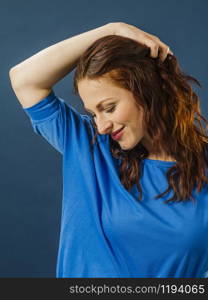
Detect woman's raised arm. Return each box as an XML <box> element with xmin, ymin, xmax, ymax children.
<box><xmin>9</xmin><ymin>22</ymin><xmax>172</xmax><ymax>108</ymax></box>
<box><xmin>9</xmin><ymin>23</ymin><xmax>115</xmax><ymax>108</ymax></box>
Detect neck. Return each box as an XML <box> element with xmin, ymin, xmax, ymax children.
<box><xmin>141</xmin><ymin>134</ymin><xmax>176</xmax><ymax>162</ymax></box>
<box><xmin>146</xmin><ymin>154</ymin><xmax>176</xmax><ymax>162</ymax></box>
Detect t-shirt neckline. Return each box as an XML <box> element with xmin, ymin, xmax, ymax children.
<box><xmin>142</xmin><ymin>158</ymin><xmax>176</xmax><ymax>167</ymax></box>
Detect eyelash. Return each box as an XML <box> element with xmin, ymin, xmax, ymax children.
<box><xmin>90</xmin><ymin>106</ymin><xmax>115</xmax><ymax>119</ymax></box>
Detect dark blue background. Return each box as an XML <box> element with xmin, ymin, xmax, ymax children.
<box><xmin>1</xmin><ymin>0</ymin><xmax>208</xmax><ymax>277</ymax></box>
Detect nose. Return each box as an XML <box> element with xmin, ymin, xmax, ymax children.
<box><xmin>96</xmin><ymin>118</ymin><xmax>113</xmax><ymax>135</ymax></box>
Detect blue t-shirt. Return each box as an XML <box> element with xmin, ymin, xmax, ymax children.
<box><xmin>23</xmin><ymin>90</ymin><xmax>208</xmax><ymax>278</ymax></box>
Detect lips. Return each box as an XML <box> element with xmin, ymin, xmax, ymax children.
<box><xmin>111</xmin><ymin>127</ymin><xmax>125</xmax><ymax>137</ymax></box>
<box><xmin>111</xmin><ymin>126</ymin><xmax>125</xmax><ymax>140</ymax></box>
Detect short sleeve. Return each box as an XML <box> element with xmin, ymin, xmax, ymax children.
<box><xmin>23</xmin><ymin>90</ymin><xmax>93</xmax><ymax>154</ymax></box>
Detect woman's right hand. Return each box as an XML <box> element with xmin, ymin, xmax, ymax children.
<box><xmin>112</xmin><ymin>22</ymin><xmax>173</xmax><ymax>62</ymax></box>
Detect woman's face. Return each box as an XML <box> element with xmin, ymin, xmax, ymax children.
<box><xmin>78</xmin><ymin>77</ymin><xmax>147</xmax><ymax>150</ymax></box>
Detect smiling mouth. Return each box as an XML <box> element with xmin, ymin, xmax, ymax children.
<box><xmin>111</xmin><ymin>126</ymin><xmax>125</xmax><ymax>140</ymax></box>
<box><xmin>112</xmin><ymin>126</ymin><xmax>124</xmax><ymax>136</ymax></box>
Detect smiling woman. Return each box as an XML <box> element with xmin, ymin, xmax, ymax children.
<box><xmin>73</xmin><ymin>34</ymin><xmax>208</xmax><ymax>204</ymax></box>
<box><xmin>78</xmin><ymin>76</ymin><xmax>146</xmax><ymax>149</ymax></box>
<box><xmin>10</xmin><ymin>21</ymin><xmax>208</xmax><ymax>278</ymax></box>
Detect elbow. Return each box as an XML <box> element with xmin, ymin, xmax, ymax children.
<box><xmin>9</xmin><ymin>66</ymin><xmax>18</xmax><ymax>82</ymax></box>
<box><xmin>9</xmin><ymin>66</ymin><xmax>24</xmax><ymax>89</ymax></box>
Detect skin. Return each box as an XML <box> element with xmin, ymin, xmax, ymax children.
<box><xmin>78</xmin><ymin>77</ymin><xmax>176</xmax><ymax>161</ymax></box>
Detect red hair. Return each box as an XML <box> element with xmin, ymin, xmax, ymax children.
<box><xmin>73</xmin><ymin>35</ymin><xmax>208</xmax><ymax>203</ymax></box>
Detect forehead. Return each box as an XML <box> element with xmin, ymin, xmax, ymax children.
<box><xmin>78</xmin><ymin>78</ymin><xmax>119</xmax><ymax>109</ymax></box>
<box><xmin>77</xmin><ymin>77</ymin><xmax>142</xmax><ymax>113</ymax></box>
<box><xmin>78</xmin><ymin>77</ymin><xmax>129</xmax><ymax>104</ymax></box>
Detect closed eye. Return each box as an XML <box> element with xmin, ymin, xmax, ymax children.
<box><xmin>105</xmin><ymin>106</ymin><xmax>115</xmax><ymax>113</ymax></box>
<box><xmin>88</xmin><ymin>106</ymin><xmax>115</xmax><ymax>119</ymax></box>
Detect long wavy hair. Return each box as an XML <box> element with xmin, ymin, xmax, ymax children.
<box><xmin>73</xmin><ymin>34</ymin><xmax>208</xmax><ymax>203</ymax></box>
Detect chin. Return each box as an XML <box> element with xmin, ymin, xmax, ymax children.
<box><xmin>120</xmin><ymin>143</ymin><xmax>134</xmax><ymax>151</ymax></box>
<box><xmin>120</xmin><ymin>139</ymin><xmax>140</xmax><ymax>151</ymax></box>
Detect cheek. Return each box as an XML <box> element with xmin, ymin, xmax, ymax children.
<box><xmin>132</xmin><ymin>109</ymin><xmax>145</xmax><ymax>130</ymax></box>
<box><xmin>116</xmin><ymin>106</ymin><xmax>135</xmax><ymax>122</ymax></box>
<box><xmin>113</xmin><ymin>110</ymin><xmax>129</xmax><ymax>122</ymax></box>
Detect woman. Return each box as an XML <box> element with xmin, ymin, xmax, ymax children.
<box><xmin>9</xmin><ymin>22</ymin><xmax>208</xmax><ymax>278</ymax></box>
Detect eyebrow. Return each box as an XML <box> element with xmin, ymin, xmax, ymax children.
<box><xmin>83</xmin><ymin>97</ymin><xmax>117</xmax><ymax>113</ymax></box>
